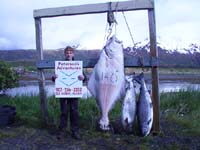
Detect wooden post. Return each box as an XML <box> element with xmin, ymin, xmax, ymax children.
<box><xmin>35</xmin><ymin>18</ymin><xmax>49</xmax><ymax>125</ymax></box>
<box><xmin>148</xmin><ymin>6</ymin><xmax>160</xmax><ymax>133</ymax></box>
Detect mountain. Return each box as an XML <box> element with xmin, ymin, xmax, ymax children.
<box><xmin>0</xmin><ymin>49</ymin><xmax>63</xmax><ymax>61</ymax></box>
<box><xmin>124</xmin><ymin>41</ymin><xmax>200</xmax><ymax>68</ymax></box>
<box><xmin>124</xmin><ymin>39</ymin><xmax>200</xmax><ymax>54</ymax></box>
<box><xmin>0</xmin><ymin>42</ymin><xmax>200</xmax><ymax>68</ymax></box>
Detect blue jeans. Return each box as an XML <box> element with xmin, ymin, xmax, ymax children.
<box><xmin>59</xmin><ymin>98</ymin><xmax>79</xmax><ymax>133</ymax></box>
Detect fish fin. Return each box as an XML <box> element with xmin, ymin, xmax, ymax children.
<box><xmin>125</xmin><ymin>118</ymin><xmax>131</xmax><ymax>132</ymax></box>
<box><xmin>125</xmin><ymin>79</ymin><xmax>130</xmax><ymax>90</ymax></box>
<box><xmin>150</xmin><ymin>102</ymin><xmax>153</xmax><ymax>108</ymax></box>
<box><xmin>125</xmin><ymin>118</ymin><xmax>128</xmax><ymax>124</ymax></box>
<box><xmin>133</xmin><ymin>77</ymin><xmax>141</xmax><ymax>84</ymax></box>
<box><xmin>133</xmin><ymin>73</ymin><xmax>143</xmax><ymax>84</ymax></box>
<box><xmin>147</xmin><ymin>118</ymin><xmax>152</xmax><ymax>125</ymax></box>
<box><xmin>140</xmin><ymin>72</ymin><xmax>144</xmax><ymax>77</ymax></box>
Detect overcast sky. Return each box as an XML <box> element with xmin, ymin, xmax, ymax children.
<box><xmin>0</xmin><ymin>0</ymin><xmax>199</xmax><ymax>50</ymax></box>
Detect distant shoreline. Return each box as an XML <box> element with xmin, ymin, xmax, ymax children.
<box><xmin>18</xmin><ymin>71</ymin><xmax>200</xmax><ymax>86</ymax></box>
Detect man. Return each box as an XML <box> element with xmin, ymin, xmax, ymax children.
<box><xmin>52</xmin><ymin>46</ymin><xmax>85</xmax><ymax>140</ymax></box>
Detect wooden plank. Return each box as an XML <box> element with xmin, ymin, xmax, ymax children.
<box><xmin>148</xmin><ymin>8</ymin><xmax>160</xmax><ymax>134</ymax></box>
<box><xmin>35</xmin><ymin>18</ymin><xmax>49</xmax><ymax>125</ymax></box>
<box><xmin>35</xmin><ymin>18</ymin><xmax>43</xmax><ymax>60</ymax></box>
<box><xmin>36</xmin><ymin>56</ymin><xmax>200</xmax><ymax>69</ymax></box>
<box><xmin>35</xmin><ymin>56</ymin><xmax>158</xmax><ymax>69</ymax></box>
<box><xmin>38</xmin><ymin>71</ymin><xmax>48</xmax><ymax>124</ymax></box>
<box><xmin>34</xmin><ymin>0</ymin><xmax>153</xmax><ymax>18</ymax></box>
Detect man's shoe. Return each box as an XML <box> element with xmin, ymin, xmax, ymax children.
<box><xmin>71</xmin><ymin>132</ymin><xmax>81</xmax><ymax>140</ymax></box>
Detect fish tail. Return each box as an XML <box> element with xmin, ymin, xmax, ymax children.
<box><xmin>134</xmin><ymin>72</ymin><xmax>144</xmax><ymax>84</ymax></box>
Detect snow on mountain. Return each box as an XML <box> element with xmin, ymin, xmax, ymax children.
<box><xmin>157</xmin><ymin>39</ymin><xmax>200</xmax><ymax>54</ymax></box>
<box><xmin>124</xmin><ymin>39</ymin><xmax>200</xmax><ymax>55</ymax></box>
<box><xmin>185</xmin><ymin>43</ymin><xmax>200</xmax><ymax>53</ymax></box>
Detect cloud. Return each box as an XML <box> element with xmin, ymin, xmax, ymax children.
<box><xmin>0</xmin><ymin>37</ymin><xmax>13</xmax><ymax>49</ymax></box>
<box><xmin>0</xmin><ymin>0</ymin><xmax>130</xmax><ymax>50</ymax></box>
<box><xmin>155</xmin><ymin>0</ymin><xmax>200</xmax><ymax>49</ymax></box>
<box><xmin>0</xmin><ymin>0</ymin><xmax>39</xmax><ymax>49</ymax></box>
<box><xmin>0</xmin><ymin>0</ymin><xmax>200</xmax><ymax>50</ymax></box>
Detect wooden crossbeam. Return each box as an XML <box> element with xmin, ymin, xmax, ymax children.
<box><xmin>36</xmin><ymin>56</ymin><xmax>158</xmax><ymax>69</ymax></box>
<box><xmin>34</xmin><ymin>0</ymin><xmax>153</xmax><ymax>18</ymax></box>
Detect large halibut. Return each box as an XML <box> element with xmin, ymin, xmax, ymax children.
<box><xmin>88</xmin><ymin>35</ymin><xmax>125</xmax><ymax>130</ymax></box>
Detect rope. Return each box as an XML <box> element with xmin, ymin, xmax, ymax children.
<box><xmin>122</xmin><ymin>11</ymin><xmax>135</xmax><ymax>46</ymax></box>
<box><xmin>107</xmin><ymin>24</ymin><xmax>113</xmax><ymax>39</ymax></box>
<box><xmin>114</xmin><ymin>2</ymin><xmax>119</xmax><ymax>35</ymax></box>
<box><xmin>103</xmin><ymin>23</ymin><xmax>113</xmax><ymax>46</ymax></box>
<box><xmin>103</xmin><ymin>23</ymin><xmax>108</xmax><ymax>46</ymax></box>
<box><xmin>121</xmin><ymin>11</ymin><xmax>146</xmax><ymax>71</ymax></box>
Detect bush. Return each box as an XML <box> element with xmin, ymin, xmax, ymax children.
<box><xmin>0</xmin><ymin>60</ymin><xmax>19</xmax><ymax>92</ymax></box>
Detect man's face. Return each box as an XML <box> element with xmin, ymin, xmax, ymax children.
<box><xmin>65</xmin><ymin>50</ymin><xmax>74</xmax><ymax>60</ymax></box>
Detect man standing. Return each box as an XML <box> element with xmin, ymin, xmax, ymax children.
<box><xmin>52</xmin><ymin>46</ymin><xmax>85</xmax><ymax>140</ymax></box>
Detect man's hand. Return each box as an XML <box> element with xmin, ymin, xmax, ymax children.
<box><xmin>52</xmin><ymin>74</ymin><xmax>58</xmax><ymax>82</ymax></box>
<box><xmin>78</xmin><ymin>75</ymin><xmax>85</xmax><ymax>81</ymax></box>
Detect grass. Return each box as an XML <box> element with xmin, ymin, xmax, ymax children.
<box><xmin>0</xmin><ymin>96</ymin><xmax>43</xmax><ymax>127</ymax></box>
<box><xmin>0</xmin><ymin>91</ymin><xmax>200</xmax><ymax>149</ymax></box>
<box><xmin>160</xmin><ymin>90</ymin><xmax>200</xmax><ymax>135</ymax></box>
<box><xmin>0</xmin><ymin>95</ymin><xmax>122</xmax><ymax>129</ymax></box>
<box><xmin>0</xmin><ymin>90</ymin><xmax>200</xmax><ymax>135</ymax></box>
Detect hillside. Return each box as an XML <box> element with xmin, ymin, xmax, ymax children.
<box><xmin>0</xmin><ymin>44</ymin><xmax>200</xmax><ymax>68</ymax></box>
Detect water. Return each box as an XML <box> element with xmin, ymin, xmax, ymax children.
<box><xmin>158</xmin><ymin>81</ymin><xmax>200</xmax><ymax>93</ymax></box>
<box><xmin>3</xmin><ymin>85</ymin><xmax>92</xmax><ymax>99</ymax></box>
<box><xmin>2</xmin><ymin>81</ymin><xmax>200</xmax><ymax>98</ymax></box>
<box><xmin>134</xmin><ymin>81</ymin><xmax>200</xmax><ymax>95</ymax></box>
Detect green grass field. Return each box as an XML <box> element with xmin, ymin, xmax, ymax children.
<box><xmin>160</xmin><ymin>90</ymin><xmax>200</xmax><ymax>135</ymax></box>
<box><xmin>0</xmin><ymin>90</ymin><xmax>200</xmax><ymax>135</ymax></box>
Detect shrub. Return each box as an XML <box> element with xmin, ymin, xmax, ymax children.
<box><xmin>0</xmin><ymin>60</ymin><xmax>19</xmax><ymax>92</ymax></box>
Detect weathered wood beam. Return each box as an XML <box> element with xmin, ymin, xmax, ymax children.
<box><xmin>35</xmin><ymin>18</ymin><xmax>49</xmax><ymax>125</ymax></box>
<box><xmin>35</xmin><ymin>56</ymin><xmax>158</xmax><ymax>69</ymax></box>
<box><xmin>34</xmin><ymin>0</ymin><xmax>153</xmax><ymax>18</ymax></box>
<box><xmin>35</xmin><ymin>56</ymin><xmax>200</xmax><ymax>69</ymax></box>
<box><xmin>148</xmin><ymin>8</ymin><xmax>160</xmax><ymax>134</ymax></box>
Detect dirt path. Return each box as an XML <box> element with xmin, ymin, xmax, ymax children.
<box><xmin>0</xmin><ymin>118</ymin><xmax>200</xmax><ymax>150</ymax></box>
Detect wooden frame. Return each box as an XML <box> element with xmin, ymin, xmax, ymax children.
<box><xmin>34</xmin><ymin>0</ymin><xmax>160</xmax><ymax>133</ymax></box>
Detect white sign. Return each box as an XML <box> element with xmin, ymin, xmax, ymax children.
<box><xmin>55</xmin><ymin>61</ymin><xmax>83</xmax><ymax>98</ymax></box>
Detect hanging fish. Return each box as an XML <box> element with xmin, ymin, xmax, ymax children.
<box><xmin>135</xmin><ymin>73</ymin><xmax>153</xmax><ymax>136</ymax></box>
<box><xmin>121</xmin><ymin>75</ymin><xmax>137</xmax><ymax>133</ymax></box>
<box><xmin>88</xmin><ymin>35</ymin><xmax>125</xmax><ymax>130</ymax></box>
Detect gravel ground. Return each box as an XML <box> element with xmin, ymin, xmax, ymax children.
<box><xmin>0</xmin><ymin>117</ymin><xmax>200</xmax><ymax>150</ymax></box>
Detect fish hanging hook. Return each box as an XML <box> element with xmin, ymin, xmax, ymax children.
<box><xmin>103</xmin><ymin>2</ymin><xmax>118</xmax><ymax>45</ymax></box>
<box><xmin>107</xmin><ymin>24</ymin><xmax>113</xmax><ymax>40</ymax></box>
<box><xmin>106</xmin><ymin>2</ymin><xmax>117</xmax><ymax>39</ymax></box>
<box><xmin>107</xmin><ymin>2</ymin><xmax>116</xmax><ymax>27</ymax></box>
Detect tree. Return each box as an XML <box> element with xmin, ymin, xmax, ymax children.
<box><xmin>0</xmin><ymin>61</ymin><xmax>19</xmax><ymax>92</ymax></box>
